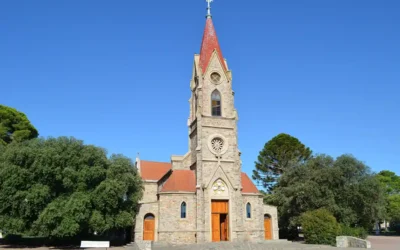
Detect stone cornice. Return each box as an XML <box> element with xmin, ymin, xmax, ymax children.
<box><xmin>242</xmin><ymin>192</ymin><xmax>263</xmax><ymax>197</ymax></box>
<box><xmin>202</xmin><ymin>158</ymin><xmax>235</xmax><ymax>163</ymax></box>
<box><xmin>159</xmin><ymin>192</ymin><xmax>196</xmax><ymax>195</ymax></box>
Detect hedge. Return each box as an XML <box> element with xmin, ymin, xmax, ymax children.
<box><xmin>340</xmin><ymin>224</ymin><xmax>368</xmax><ymax>239</ymax></box>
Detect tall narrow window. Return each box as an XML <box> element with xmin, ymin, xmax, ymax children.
<box><xmin>246</xmin><ymin>203</ymin><xmax>251</xmax><ymax>218</ymax></box>
<box><xmin>181</xmin><ymin>202</ymin><xmax>187</xmax><ymax>218</ymax></box>
<box><xmin>211</xmin><ymin>90</ymin><xmax>221</xmax><ymax>116</ymax></box>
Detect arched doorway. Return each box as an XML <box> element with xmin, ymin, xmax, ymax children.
<box><xmin>264</xmin><ymin>214</ymin><xmax>272</xmax><ymax>240</ymax></box>
<box><xmin>143</xmin><ymin>213</ymin><xmax>155</xmax><ymax>241</ymax></box>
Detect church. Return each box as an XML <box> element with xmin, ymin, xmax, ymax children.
<box><xmin>133</xmin><ymin>1</ymin><xmax>279</xmax><ymax>245</ymax></box>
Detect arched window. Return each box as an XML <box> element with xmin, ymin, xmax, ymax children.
<box><xmin>211</xmin><ymin>90</ymin><xmax>221</xmax><ymax>116</ymax></box>
<box><xmin>181</xmin><ymin>202</ymin><xmax>187</xmax><ymax>218</ymax></box>
<box><xmin>246</xmin><ymin>203</ymin><xmax>251</xmax><ymax>218</ymax></box>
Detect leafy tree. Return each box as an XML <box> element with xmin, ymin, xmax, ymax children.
<box><xmin>0</xmin><ymin>137</ymin><xmax>143</xmax><ymax>238</ymax></box>
<box><xmin>388</xmin><ymin>195</ymin><xmax>400</xmax><ymax>222</ymax></box>
<box><xmin>377</xmin><ymin>170</ymin><xmax>400</xmax><ymax>195</ymax></box>
<box><xmin>272</xmin><ymin>154</ymin><xmax>385</xmax><ymax>236</ymax></box>
<box><xmin>377</xmin><ymin>171</ymin><xmax>400</xmax><ymax>223</ymax></box>
<box><xmin>252</xmin><ymin>133</ymin><xmax>312</xmax><ymax>192</ymax></box>
<box><xmin>0</xmin><ymin>105</ymin><xmax>38</xmax><ymax>146</ymax></box>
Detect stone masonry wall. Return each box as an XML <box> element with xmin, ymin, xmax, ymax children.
<box><xmin>263</xmin><ymin>204</ymin><xmax>279</xmax><ymax>240</ymax></box>
<box><xmin>336</xmin><ymin>236</ymin><xmax>371</xmax><ymax>248</ymax></box>
<box><xmin>140</xmin><ymin>183</ymin><xmax>158</xmax><ymax>203</ymax></box>
<box><xmin>158</xmin><ymin>193</ymin><xmax>197</xmax><ymax>244</ymax></box>
<box><xmin>242</xmin><ymin>195</ymin><xmax>264</xmax><ymax>241</ymax></box>
<box><xmin>134</xmin><ymin>202</ymin><xmax>159</xmax><ymax>243</ymax></box>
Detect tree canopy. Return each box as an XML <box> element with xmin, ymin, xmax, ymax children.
<box><xmin>377</xmin><ymin>171</ymin><xmax>400</xmax><ymax>222</ymax></box>
<box><xmin>0</xmin><ymin>137</ymin><xmax>143</xmax><ymax>238</ymax></box>
<box><xmin>0</xmin><ymin>105</ymin><xmax>39</xmax><ymax>146</ymax></box>
<box><xmin>252</xmin><ymin>133</ymin><xmax>312</xmax><ymax>191</ymax></box>
<box><xmin>271</xmin><ymin>154</ymin><xmax>385</xmax><ymax>234</ymax></box>
<box><xmin>377</xmin><ymin>170</ymin><xmax>400</xmax><ymax>195</ymax></box>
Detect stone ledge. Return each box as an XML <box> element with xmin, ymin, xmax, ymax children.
<box><xmin>336</xmin><ymin>236</ymin><xmax>371</xmax><ymax>248</ymax></box>
<box><xmin>132</xmin><ymin>241</ymin><xmax>152</xmax><ymax>250</ymax></box>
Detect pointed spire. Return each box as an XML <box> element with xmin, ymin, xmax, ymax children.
<box><xmin>199</xmin><ymin>1</ymin><xmax>227</xmax><ymax>73</ymax></box>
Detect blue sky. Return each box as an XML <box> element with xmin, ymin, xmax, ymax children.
<box><xmin>1</xmin><ymin>1</ymin><xmax>399</xmax><ymax>177</ymax></box>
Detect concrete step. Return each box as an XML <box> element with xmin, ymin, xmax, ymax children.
<box><xmin>152</xmin><ymin>241</ymin><xmax>340</xmax><ymax>250</ymax></box>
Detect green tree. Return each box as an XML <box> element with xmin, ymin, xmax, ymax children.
<box><xmin>272</xmin><ymin>154</ymin><xmax>385</xmax><ymax>236</ymax></box>
<box><xmin>252</xmin><ymin>133</ymin><xmax>312</xmax><ymax>192</ymax></box>
<box><xmin>0</xmin><ymin>105</ymin><xmax>38</xmax><ymax>146</ymax></box>
<box><xmin>0</xmin><ymin>137</ymin><xmax>143</xmax><ymax>238</ymax></box>
<box><xmin>377</xmin><ymin>170</ymin><xmax>400</xmax><ymax>195</ymax></box>
<box><xmin>377</xmin><ymin>171</ymin><xmax>400</xmax><ymax>223</ymax></box>
<box><xmin>388</xmin><ymin>195</ymin><xmax>400</xmax><ymax>222</ymax></box>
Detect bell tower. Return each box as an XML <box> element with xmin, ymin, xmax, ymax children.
<box><xmin>187</xmin><ymin>0</ymin><xmax>244</xmax><ymax>242</ymax></box>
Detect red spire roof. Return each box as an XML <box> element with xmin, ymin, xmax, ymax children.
<box><xmin>199</xmin><ymin>17</ymin><xmax>227</xmax><ymax>73</ymax></box>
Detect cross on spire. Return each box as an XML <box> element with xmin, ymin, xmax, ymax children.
<box><xmin>206</xmin><ymin>0</ymin><xmax>213</xmax><ymax>18</ymax></box>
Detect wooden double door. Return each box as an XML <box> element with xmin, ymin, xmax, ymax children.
<box><xmin>211</xmin><ymin>200</ymin><xmax>229</xmax><ymax>242</ymax></box>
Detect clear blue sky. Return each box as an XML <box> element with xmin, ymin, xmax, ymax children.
<box><xmin>1</xmin><ymin>1</ymin><xmax>399</xmax><ymax>176</ymax></box>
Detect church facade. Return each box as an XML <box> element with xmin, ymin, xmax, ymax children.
<box><xmin>133</xmin><ymin>6</ymin><xmax>279</xmax><ymax>245</ymax></box>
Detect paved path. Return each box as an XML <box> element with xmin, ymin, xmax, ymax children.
<box><xmin>1</xmin><ymin>236</ymin><xmax>399</xmax><ymax>249</ymax></box>
<box><xmin>153</xmin><ymin>241</ymin><xmax>364</xmax><ymax>250</ymax></box>
<box><xmin>368</xmin><ymin>236</ymin><xmax>400</xmax><ymax>250</ymax></box>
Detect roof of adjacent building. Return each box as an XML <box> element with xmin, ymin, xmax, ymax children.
<box><xmin>241</xmin><ymin>172</ymin><xmax>259</xmax><ymax>194</ymax></box>
<box><xmin>199</xmin><ymin>17</ymin><xmax>227</xmax><ymax>73</ymax></box>
<box><xmin>160</xmin><ymin>170</ymin><xmax>197</xmax><ymax>193</ymax></box>
<box><xmin>140</xmin><ymin>160</ymin><xmax>171</xmax><ymax>181</ymax></box>
<box><xmin>139</xmin><ymin>160</ymin><xmax>260</xmax><ymax>194</ymax></box>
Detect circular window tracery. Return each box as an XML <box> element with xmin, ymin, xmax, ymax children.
<box><xmin>210</xmin><ymin>72</ymin><xmax>221</xmax><ymax>84</ymax></box>
<box><xmin>212</xmin><ymin>179</ymin><xmax>226</xmax><ymax>194</ymax></box>
<box><xmin>211</xmin><ymin>137</ymin><xmax>224</xmax><ymax>154</ymax></box>
<box><xmin>207</xmin><ymin>134</ymin><xmax>229</xmax><ymax>156</ymax></box>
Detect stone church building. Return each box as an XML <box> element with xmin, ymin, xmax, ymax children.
<box><xmin>133</xmin><ymin>4</ymin><xmax>279</xmax><ymax>245</ymax></box>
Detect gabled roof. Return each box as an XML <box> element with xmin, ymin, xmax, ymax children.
<box><xmin>199</xmin><ymin>17</ymin><xmax>227</xmax><ymax>73</ymax></box>
<box><xmin>140</xmin><ymin>160</ymin><xmax>171</xmax><ymax>181</ymax></box>
<box><xmin>139</xmin><ymin>160</ymin><xmax>259</xmax><ymax>194</ymax></box>
<box><xmin>160</xmin><ymin>170</ymin><xmax>196</xmax><ymax>193</ymax></box>
<box><xmin>241</xmin><ymin>172</ymin><xmax>260</xmax><ymax>194</ymax></box>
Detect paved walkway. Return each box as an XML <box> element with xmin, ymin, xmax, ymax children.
<box><xmin>1</xmin><ymin>236</ymin><xmax>399</xmax><ymax>249</ymax></box>
<box><xmin>367</xmin><ymin>236</ymin><xmax>400</xmax><ymax>250</ymax></box>
<box><xmin>152</xmin><ymin>241</ymin><xmax>364</xmax><ymax>250</ymax></box>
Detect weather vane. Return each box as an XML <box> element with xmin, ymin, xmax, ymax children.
<box><xmin>206</xmin><ymin>0</ymin><xmax>213</xmax><ymax>18</ymax></box>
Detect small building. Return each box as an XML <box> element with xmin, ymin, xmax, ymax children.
<box><xmin>133</xmin><ymin>2</ymin><xmax>279</xmax><ymax>245</ymax></box>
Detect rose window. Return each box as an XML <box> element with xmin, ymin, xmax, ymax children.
<box><xmin>211</xmin><ymin>137</ymin><xmax>224</xmax><ymax>154</ymax></box>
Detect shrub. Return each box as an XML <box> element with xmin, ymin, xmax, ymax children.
<box><xmin>300</xmin><ymin>208</ymin><xmax>340</xmax><ymax>246</ymax></box>
<box><xmin>340</xmin><ymin>224</ymin><xmax>368</xmax><ymax>239</ymax></box>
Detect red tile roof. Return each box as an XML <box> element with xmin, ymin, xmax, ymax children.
<box><xmin>139</xmin><ymin>160</ymin><xmax>259</xmax><ymax>194</ymax></box>
<box><xmin>241</xmin><ymin>172</ymin><xmax>259</xmax><ymax>194</ymax></box>
<box><xmin>140</xmin><ymin>160</ymin><xmax>171</xmax><ymax>181</ymax></box>
<box><xmin>160</xmin><ymin>170</ymin><xmax>196</xmax><ymax>193</ymax></box>
<box><xmin>199</xmin><ymin>17</ymin><xmax>227</xmax><ymax>73</ymax></box>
